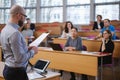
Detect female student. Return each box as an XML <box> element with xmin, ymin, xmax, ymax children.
<box><xmin>93</xmin><ymin>15</ymin><xmax>104</xmax><ymax>30</ymax></box>
<box><xmin>61</xmin><ymin>21</ymin><xmax>73</xmax><ymax>38</ymax></box>
<box><xmin>22</xmin><ymin>23</ymin><xmax>34</xmax><ymax>44</ymax></box>
<box><xmin>99</xmin><ymin>30</ymin><xmax>114</xmax><ymax>65</ymax></box>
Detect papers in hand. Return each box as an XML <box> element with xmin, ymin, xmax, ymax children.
<box><xmin>29</xmin><ymin>33</ymin><xmax>49</xmax><ymax>47</ymax></box>
<box><xmin>27</xmin><ymin>71</ymin><xmax>44</xmax><ymax>80</ymax></box>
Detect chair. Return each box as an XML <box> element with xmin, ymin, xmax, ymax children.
<box><xmin>101</xmin><ymin>56</ymin><xmax>116</xmax><ymax>80</ymax></box>
<box><xmin>82</xmin><ymin>45</ymin><xmax>87</xmax><ymax>51</ymax></box>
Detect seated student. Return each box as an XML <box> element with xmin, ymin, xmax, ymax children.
<box><xmin>95</xmin><ymin>19</ymin><xmax>116</xmax><ymax>40</ymax></box>
<box><xmin>93</xmin><ymin>15</ymin><xmax>104</xmax><ymax>30</ymax></box>
<box><xmin>26</xmin><ymin>18</ymin><xmax>35</xmax><ymax>31</ymax></box>
<box><xmin>98</xmin><ymin>30</ymin><xmax>114</xmax><ymax>65</ymax></box>
<box><xmin>64</xmin><ymin>27</ymin><xmax>88</xmax><ymax>80</ymax></box>
<box><xmin>22</xmin><ymin>23</ymin><xmax>34</xmax><ymax>44</ymax></box>
<box><xmin>65</xmin><ymin>27</ymin><xmax>82</xmax><ymax>51</ymax></box>
<box><xmin>60</xmin><ymin>21</ymin><xmax>73</xmax><ymax>38</ymax></box>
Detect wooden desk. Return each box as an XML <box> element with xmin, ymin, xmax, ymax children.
<box><xmin>78</xmin><ymin>31</ymin><xmax>120</xmax><ymax>38</ymax></box>
<box><xmin>30</xmin><ymin>49</ymin><xmax>110</xmax><ymax>80</ymax></box>
<box><xmin>53</xmin><ymin>38</ymin><xmax>120</xmax><ymax>58</ymax></box>
<box><xmin>78</xmin><ymin>31</ymin><xmax>99</xmax><ymax>37</ymax></box>
<box><xmin>0</xmin><ymin>62</ymin><xmax>60</xmax><ymax>80</ymax></box>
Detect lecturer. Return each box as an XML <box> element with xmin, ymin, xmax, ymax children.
<box><xmin>0</xmin><ymin>5</ymin><xmax>38</xmax><ymax>80</ymax></box>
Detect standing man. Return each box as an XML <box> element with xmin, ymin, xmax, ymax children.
<box><xmin>0</xmin><ymin>5</ymin><xmax>38</xmax><ymax>80</ymax></box>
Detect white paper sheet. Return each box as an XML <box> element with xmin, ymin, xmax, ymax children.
<box><xmin>29</xmin><ymin>33</ymin><xmax>49</xmax><ymax>47</ymax></box>
<box><xmin>27</xmin><ymin>71</ymin><xmax>44</xmax><ymax>80</ymax></box>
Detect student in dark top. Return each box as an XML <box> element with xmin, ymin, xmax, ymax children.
<box><xmin>99</xmin><ymin>30</ymin><xmax>114</xmax><ymax>65</ymax></box>
<box><xmin>93</xmin><ymin>15</ymin><xmax>104</xmax><ymax>30</ymax></box>
<box><xmin>26</xmin><ymin>18</ymin><xmax>35</xmax><ymax>31</ymax></box>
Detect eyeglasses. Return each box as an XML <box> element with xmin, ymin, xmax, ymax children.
<box><xmin>21</xmin><ymin>13</ymin><xmax>27</xmax><ymax>17</ymax></box>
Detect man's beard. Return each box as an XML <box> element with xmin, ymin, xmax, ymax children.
<box><xmin>18</xmin><ymin>20</ymin><xmax>24</xmax><ymax>27</ymax></box>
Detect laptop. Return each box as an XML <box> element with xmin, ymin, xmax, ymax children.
<box><xmin>33</xmin><ymin>59</ymin><xmax>50</xmax><ymax>74</ymax></box>
<box><xmin>49</xmin><ymin>43</ymin><xmax>63</xmax><ymax>51</ymax></box>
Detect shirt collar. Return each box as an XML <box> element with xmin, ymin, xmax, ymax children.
<box><xmin>8</xmin><ymin>22</ymin><xmax>19</xmax><ymax>30</ymax></box>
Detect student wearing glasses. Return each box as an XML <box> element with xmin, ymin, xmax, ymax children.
<box><xmin>0</xmin><ymin>5</ymin><xmax>38</xmax><ymax>80</ymax></box>
<box><xmin>99</xmin><ymin>30</ymin><xmax>114</xmax><ymax>65</ymax></box>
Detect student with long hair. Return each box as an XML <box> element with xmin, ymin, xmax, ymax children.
<box><xmin>61</xmin><ymin>21</ymin><xmax>73</xmax><ymax>38</ymax></box>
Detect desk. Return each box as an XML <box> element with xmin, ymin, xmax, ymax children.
<box><xmin>53</xmin><ymin>38</ymin><xmax>120</xmax><ymax>58</ymax></box>
<box><xmin>78</xmin><ymin>31</ymin><xmax>120</xmax><ymax>38</ymax></box>
<box><xmin>0</xmin><ymin>62</ymin><xmax>60</xmax><ymax>80</ymax></box>
<box><xmin>30</xmin><ymin>49</ymin><xmax>111</xmax><ymax>80</ymax></box>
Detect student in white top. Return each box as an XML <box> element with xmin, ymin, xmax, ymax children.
<box><xmin>22</xmin><ymin>23</ymin><xmax>34</xmax><ymax>44</ymax></box>
<box><xmin>61</xmin><ymin>21</ymin><xmax>73</xmax><ymax>38</ymax></box>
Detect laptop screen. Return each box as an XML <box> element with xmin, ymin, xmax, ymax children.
<box><xmin>49</xmin><ymin>43</ymin><xmax>63</xmax><ymax>51</ymax></box>
<box><xmin>34</xmin><ymin>59</ymin><xmax>50</xmax><ymax>72</ymax></box>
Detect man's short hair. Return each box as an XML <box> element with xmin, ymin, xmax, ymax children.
<box><xmin>10</xmin><ymin>5</ymin><xmax>25</xmax><ymax>15</ymax></box>
<box><xmin>104</xmin><ymin>19</ymin><xmax>110</xmax><ymax>23</ymax></box>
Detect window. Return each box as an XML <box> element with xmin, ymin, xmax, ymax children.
<box><xmin>0</xmin><ymin>0</ymin><xmax>11</xmax><ymax>7</ymax></box>
<box><xmin>40</xmin><ymin>0</ymin><xmax>63</xmax><ymax>23</ymax></box>
<box><xmin>40</xmin><ymin>7</ymin><xmax>63</xmax><ymax>22</ymax></box>
<box><xmin>40</xmin><ymin>0</ymin><xmax>62</xmax><ymax>6</ymax></box>
<box><xmin>0</xmin><ymin>0</ymin><xmax>10</xmax><ymax>23</ymax></box>
<box><xmin>67</xmin><ymin>6</ymin><xmax>90</xmax><ymax>24</ymax></box>
<box><xmin>15</xmin><ymin>0</ymin><xmax>36</xmax><ymax>7</ymax></box>
<box><xmin>95</xmin><ymin>5</ymin><xmax>119</xmax><ymax>20</ymax></box>
<box><xmin>66</xmin><ymin>0</ymin><xmax>90</xmax><ymax>24</ymax></box>
<box><xmin>0</xmin><ymin>9</ymin><xmax>9</xmax><ymax>24</ymax></box>
<box><xmin>95</xmin><ymin>0</ymin><xmax>120</xmax><ymax>3</ymax></box>
<box><xmin>67</xmin><ymin>0</ymin><xmax>90</xmax><ymax>5</ymax></box>
<box><xmin>26</xmin><ymin>9</ymin><xmax>36</xmax><ymax>23</ymax></box>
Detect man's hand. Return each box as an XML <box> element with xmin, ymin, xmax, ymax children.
<box><xmin>28</xmin><ymin>46</ymin><xmax>38</xmax><ymax>54</ymax></box>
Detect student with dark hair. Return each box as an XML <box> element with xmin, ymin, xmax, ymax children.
<box><xmin>61</xmin><ymin>21</ymin><xmax>74</xmax><ymax>38</ymax></box>
<box><xmin>98</xmin><ymin>30</ymin><xmax>114</xmax><ymax>65</ymax></box>
<box><xmin>93</xmin><ymin>15</ymin><xmax>104</xmax><ymax>30</ymax></box>
<box><xmin>95</xmin><ymin>19</ymin><xmax>116</xmax><ymax>40</ymax></box>
<box><xmin>26</xmin><ymin>18</ymin><xmax>35</xmax><ymax>31</ymax></box>
<box><xmin>65</xmin><ymin>27</ymin><xmax>82</xmax><ymax>51</ymax></box>
<box><xmin>22</xmin><ymin>23</ymin><xmax>34</xmax><ymax>44</ymax></box>
<box><xmin>64</xmin><ymin>27</ymin><xmax>88</xmax><ymax>80</ymax></box>
<box><xmin>22</xmin><ymin>23</ymin><xmax>34</xmax><ymax>38</ymax></box>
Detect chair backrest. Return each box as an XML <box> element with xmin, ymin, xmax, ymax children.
<box><xmin>82</xmin><ymin>45</ymin><xmax>87</xmax><ymax>51</ymax></box>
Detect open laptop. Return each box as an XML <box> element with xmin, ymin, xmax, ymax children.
<box><xmin>33</xmin><ymin>59</ymin><xmax>50</xmax><ymax>74</ymax></box>
<box><xmin>49</xmin><ymin>43</ymin><xmax>63</xmax><ymax>51</ymax></box>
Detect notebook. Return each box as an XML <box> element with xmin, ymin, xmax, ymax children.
<box><xmin>49</xmin><ymin>43</ymin><xmax>63</xmax><ymax>51</ymax></box>
<box><xmin>33</xmin><ymin>59</ymin><xmax>50</xmax><ymax>74</ymax></box>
